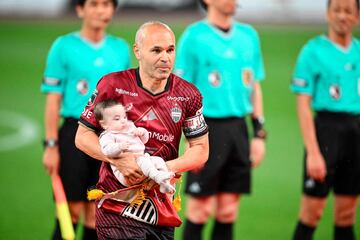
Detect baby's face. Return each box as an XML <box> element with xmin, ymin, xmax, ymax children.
<box><xmin>102</xmin><ymin>104</ymin><xmax>128</xmax><ymax>131</ymax></box>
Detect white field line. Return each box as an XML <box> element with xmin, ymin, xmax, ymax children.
<box><xmin>0</xmin><ymin>110</ymin><xmax>40</xmax><ymax>152</ymax></box>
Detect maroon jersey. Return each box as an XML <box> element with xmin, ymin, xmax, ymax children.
<box><xmin>79</xmin><ymin>69</ymin><xmax>208</xmax><ymax>232</ymax></box>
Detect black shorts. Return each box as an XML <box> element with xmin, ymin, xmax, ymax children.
<box><xmin>303</xmin><ymin>111</ymin><xmax>360</xmax><ymax>197</ymax></box>
<box><xmin>59</xmin><ymin>118</ymin><xmax>101</xmax><ymax>201</ymax></box>
<box><xmin>185</xmin><ymin>117</ymin><xmax>251</xmax><ymax>196</ymax></box>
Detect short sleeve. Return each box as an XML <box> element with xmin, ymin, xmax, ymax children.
<box><xmin>291</xmin><ymin>44</ymin><xmax>315</xmax><ymax>95</ymax></box>
<box><xmin>79</xmin><ymin>76</ymin><xmax>110</xmax><ymax>130</ymax></box>
<box><xmin>182</xmin><ymin>87</ymin><xmax>208</xmax><ymax>138</ymax></box>
<box><xmin>174</xmin><ymin>28</ymin><xmax>196</xmax><ymax>83</ymax></box>
<box><xmin>41</xmin><ymin>37</ymin><xmax>66</xmax><ymax>94</ymax></box>
<box><xmin>252</xmin><ymin>30</ymin><xmax>265</xmax><ymax>81</ymax></box>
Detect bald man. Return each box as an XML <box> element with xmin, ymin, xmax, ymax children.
<box><xmin>75</xmin><ymin>21</ymin><xmax>209</xmax><ymax>239</ymax></box>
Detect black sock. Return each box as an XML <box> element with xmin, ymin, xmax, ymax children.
<box><xmin>83</xmin><ymin>226</ymin><xmax>97</xmax><ymax>240</ymax></box>
<box><xmin>183</xmin><ymin>219</ymin><xmax>204</xmax><ymax>240</ymax></box>
<box><xmin>212</xmin><ymin>221</ymin><xmax>233</xmax><ymax>240</ymax></box>
<box><xmin>52</xmin><ymin>219</ymin><xmax>77</xmax><ymax>240</ymax></box>
<box><xmin>334</xmin><ymin>225</ymin><xmax>355</xmax><ymax>240</ymax></box>
<box><xmin>293</xmin><ymin>221</ymin><xmax>315</xmax><ymax>240</ymax></box>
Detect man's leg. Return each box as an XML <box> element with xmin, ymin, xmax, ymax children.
<box><xmin>293</xmin><ymin>195</ymin><xmax>327</xmax><ymax>240</ymax></box>
<box><xmin>212</xmin><ymin>193</ymin><xmax>240</xmax><ymax>240</ymax></box>
<box><xmin>333</xmin><ymin>195</ymin><xmax>358</xmax><ymax>240</ymax></box>
<box><xmin>183</xmin><ymin>196</ymin><xmax>215</xmax><ymax>240</ymax></box>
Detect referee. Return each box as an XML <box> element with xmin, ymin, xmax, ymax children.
<box><xmin>291</xmin><ymin>0</ymin><xmax>360</xmax><ymax>239</ymax></box>
<box><xmin>175</xmin><ymin>0</ymin><xmax>267</xmax><ymax>239</ymax></box>
<box><xmin>41</xmin><ymin>0</ymin><xmax>130</xmax><ymax>239</ymax></box>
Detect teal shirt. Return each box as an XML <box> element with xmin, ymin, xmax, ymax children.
<box><xmin>175</xmin><ymin>20</ymin><xmax>265</xmax><ymax>118</ymax></box>
<box><xmin>41</xmin><ymin>32</ymin><xmax>131</xmax><ymax>118</ymax></box>
<box><xmin>291</xmin><ymin>35</ymin><xmax>360</xmax><ymax>114</ymax></box>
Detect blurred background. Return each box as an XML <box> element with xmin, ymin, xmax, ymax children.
<box><xmin>0</xmin><ymin>0</ymin><xmax>359</xmax><ymax>239</ymax></box>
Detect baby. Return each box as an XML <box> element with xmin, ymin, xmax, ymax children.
<box><xmin>94</xmin><ymin>99</ymin><xmax>175</xmax><ymax>194</ymax></box>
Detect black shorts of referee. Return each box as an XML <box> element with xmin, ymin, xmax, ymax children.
<box><xmin>185</xmin><ymin>117</ymin><xmax>251</xmax><ymax>196</ymax></box>
<box><xmin>58</xmin><ymin>117</ymin><xmax>101</xmax><ymax>201</ymax></box>
<box><xmin>302</xmin><ymin>111</ymin><xmax>360</xmax><ymax>197</ymax></box>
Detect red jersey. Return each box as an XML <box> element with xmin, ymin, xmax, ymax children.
<box><xmin>79</xmin><ymin>69</ymin><xmax>208</xmax><ymax>230</ymax></box>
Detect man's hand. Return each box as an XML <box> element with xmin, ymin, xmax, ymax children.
<box><xmin>43</xmin><ymin>147</ymin><xmax>60</xmax><ymax>176</ymax></box>
<box><xmin>108</xmin><ymin>152</ymin><xmax>145</xmax><ymax>185</ymax></box>
<box><xmin>250</xmin><ymin>138</ymin><xmax>265</xmax><ymax>168</ymax></box>
<box><xmin>306</xmin><ymin>152</ymin><xmax>326</xmax><ymax>182</ymax></box>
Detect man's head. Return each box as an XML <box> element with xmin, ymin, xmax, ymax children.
<box><xmin>198</xmin><ymin>0</ymin><xmax>237</xmax><ymax>16</ymax></box>
<box><xmin>76</xmin><ymin>0</ymin><xmax>116</xmax><ymax>30</ymax></box>
<box><xmin>94</xmin><ymin>99</ymin><xmax>128</xmax><ymax>131</ymax></box>
<box><xmin>133</xmin><ymin>21</ymin><xmax>176</xmax><ymax>82</ymax></box>
<box><xmin>327</xmin><ymin>0</ymin><xmax>360</xmax><ymax>36</ymax></box>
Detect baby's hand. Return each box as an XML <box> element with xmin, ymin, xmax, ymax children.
<box><xmin>133</xmin><ymin>128</ymin><xmax>146</xmax><ymax>137</ymax></box>
<box><xmin>119</xmin><ymin>141</ymin><xmax>130</xmax><ymax>151</ymax></box>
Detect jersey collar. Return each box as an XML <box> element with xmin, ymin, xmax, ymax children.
<box><xmin>135</xmin><ymin>68</ymin><xmax>171</xmax><ymax>96</ymax></box>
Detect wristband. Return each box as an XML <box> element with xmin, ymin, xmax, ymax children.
<box><xmin>251</xmin><ymin>117</ymin><xmax>267</xmax><ymax>140</ymax></box>
<box><xmin>43</xmin><ymin>139</ymin><xmax>58</xmax><ymax>148</ymax></box>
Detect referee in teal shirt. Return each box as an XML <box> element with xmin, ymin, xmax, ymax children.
<box><xmin>40</xmin><ymin>0</ymin><xmax>130</xmax><ymax>239</ymax></box>
<box><xmin>175</xmin><ymin>1</ymin><xmax>267</xmax><ymax>239</ymax></box>
<box><xmin>291</xmin><ymin>0</ymin><xmax>360</xmax><ymax>239</ymax></box>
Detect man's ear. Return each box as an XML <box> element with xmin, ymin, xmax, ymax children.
<box><xmin>76</xmin><ymin>5</ymin><xmax>84</xmax><ymax>18</ymax></box>
<box><xmin>133</xmin><ymin>44</ymin><xmax>141</xmax><ymax>60</ymax></box>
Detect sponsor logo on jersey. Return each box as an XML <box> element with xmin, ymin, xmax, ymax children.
<box><xmin>76</xmin><ymin>79</ymin><xmax>89</xmax><ymax>95</ymax></box>
<box><xmin>171</xmin><ymin>105</ymin><xmax>182</xmax><ymax>123</ymax></box>
<box><xmin>115</xmin><ymin>88</ymin><xmax>139</xmax><ymax>97</ymax></box>
<box><xmin>208</xmin><ymin>71</ymin><xmax>221</xmax><ymax>87</ymax></box>
<box><xmin>329</xmin><ymin>84</ymin><xmax>341</xmax><ymax>100</ymax></box>
<box><xmin>86</xmin><ymin>89</ymin><xmax>98</xmax><ymax>106</ymax></box>
<box><xmin>148</xmin><ymin>131</ymin><xmax>174</xmax><ymax>142</ymax></box>
<box><xmin>242</xmin><ymin>68</ymin><xmax>253</xmax><ymax>86</ymax></box>
<box><xmin>121</xmin><ymin>197</ymin><xmax>158</xmax><ymax>225</ymax></box>
<box><xmin>167</xmin><ymin>96</ymin><xmax>190</xmax><ymax>102</ymax></box>
<box><xmin>43</xmin><ymin>77</ymin><xmax>60</xmax><ymax>86</ymax></box>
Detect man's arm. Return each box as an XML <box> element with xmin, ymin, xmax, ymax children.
<box><xmin>250</xmin><ymin>81</ymin><xmax>266</xmax><ymax>168</ymax></box>
<box><xmin>296</xmin><ymin>94</ymin><xmax>326</xmax><ymax>181</ymax></box>
<box><xmin>42</xmin><ymin>93</ymin><xmax>61</xmax><ymax>176</ymax></box>
<box><xmin>75</xmin><ymin>124</ymin><xmax>144</xmax><ymax>184</ymax></box>
<box><xmin>166</xmin><ymin>133</ymin><xmax>209</xmax><ymax>173</ymax></box>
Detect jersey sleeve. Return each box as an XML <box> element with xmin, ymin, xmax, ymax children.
<box><xmin>290</xmin><ymin>43</ymin><xmax>315</xmax><ymax>95</ymax></box>
<box><xmin>182</xmin><ymin>86</ymin><xmax>208</xmax><ymax>138</ymax></box>
<box><xmin>41</xmin><ymin>37</ymin><xmax>66</xmax><ymax>94</ymax></box>
<box><xmin>174</xmin><ymin>28</ymin><xmax>196</xmax><ymax>83</ymax></box>
<box><xmin>79</xmin><ymin>76</ymin><xmax>111</xmax><ymax>131</ymax></box>
<box><xmin>252</xmin><ymin>29</ymin><xmax>265</xmax><ymax>82</ymax></box>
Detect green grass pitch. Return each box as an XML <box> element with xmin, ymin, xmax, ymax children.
<box><xmin>0</xmin><ymin>19</ymin><xmax>358</xmax><ymax>239</ymax></box>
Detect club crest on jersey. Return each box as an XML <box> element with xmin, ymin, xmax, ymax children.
<box><xmin>171</xmin><ymin>105</ymin><xmax>182</xmax><ymax>123</ymax></box>
<box><xmin>242</xmin><ymin>68</ymin><xmax>253</xmax><ymax>86</ymax></box>
<box><xmin>87</xmin><ymin>89</ymin><xmax>98</xmax><ymax>106</ymax></box>
<box><xmin>329</xmin><ymin>84</ymin><xmax>341</xmax><ymax>100</ymax></box>
<box><xmin>208</xmin><ymin>71</ymin><xmax>221</xmax><ymax>87</ymax></box>
<box><xmin>77</xmin><ymin>79</ymin><xmax>89</xmax><ymax>95</ymax></box>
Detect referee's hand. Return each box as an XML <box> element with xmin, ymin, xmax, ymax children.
<box><xmin>109</xmin><ymin>152</ymin><xmax>145</xmax><ymax>185</ymax></box>
<box><xmin>306</xmin><ymin>153</ymin><xmax>326</xmax><ymax>182</ymax></box>
<box><xmin>250</xmin><ymin>138</ymin><xmax>265</xmax><ymax>168</ymax></box>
